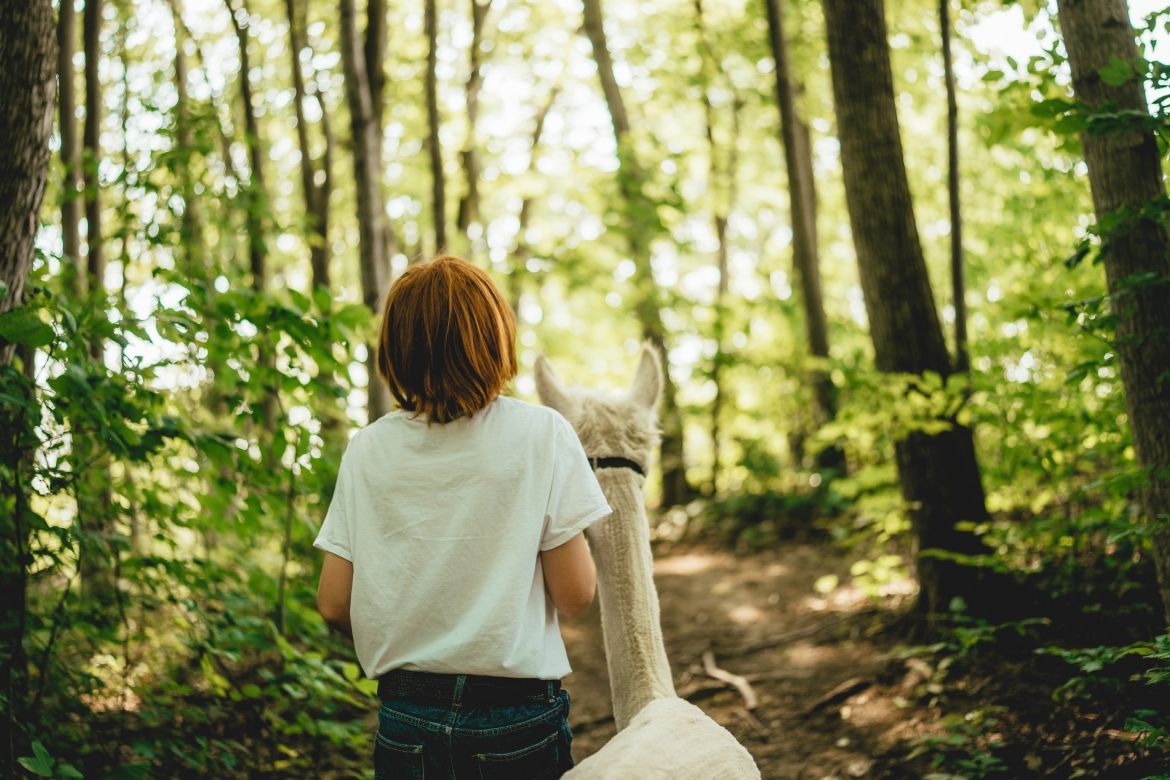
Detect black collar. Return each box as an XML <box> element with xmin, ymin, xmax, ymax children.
<box><xmin>589</xmin><ymin>456</ymin><xmax>646</xmax><ymax>477</ymax></box>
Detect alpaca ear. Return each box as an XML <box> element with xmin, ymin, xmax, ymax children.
<box><xmin>535</xmin><ymin>355</ymin><xmax>573</xmax><ymax>415</ymax></box>
<box><xmin>629</xmin><ymin>343</ymin><xmax>662</xmax><ymax>410</ymax></box>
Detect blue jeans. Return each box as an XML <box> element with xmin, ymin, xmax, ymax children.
<box><xmin>374</xmin><ymin>686</ymin><xmax>574</xmax><ymax>779</ymax></box>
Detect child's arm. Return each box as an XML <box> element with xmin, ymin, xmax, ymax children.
<box><xmin>317</xmin><ymin>552</ymin><xmax>354</xmax><ymax>638</ymax></box>
<box><xmin>540</xmin><ymin>533</ymin><xmax>597</xmax><ymax>619</ymax></box>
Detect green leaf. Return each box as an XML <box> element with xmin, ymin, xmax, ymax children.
<box><xmin>1099</xmin><ymin>56</ymin><xmax>1135</xmax><ymax>86</ymax></box>
<box><xmin>0</xmin><ymin>306</ymin><xmax>54</xmax><ymax>347</ymax></box>
<box><xmin>17</xmin><ymin>741</ymin><xmax>54</xmax><ymax>777</ymax></box>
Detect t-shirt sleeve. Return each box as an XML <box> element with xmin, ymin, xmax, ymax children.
<box><xmin>541</xmin><ymin>417</ymin><xmax>613</xmax><ymax>551</ymax></box>
<box><xmin>314</xmin><ymin>451</ymin><xmax>353</xmax><ymax>561</ymax></box>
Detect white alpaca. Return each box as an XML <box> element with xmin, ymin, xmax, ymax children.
<box><xmin>537</xmin><ymin>345</ymin><xmax>761</xmax><ymax>779</ymax></box>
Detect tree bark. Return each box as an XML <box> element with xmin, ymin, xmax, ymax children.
<box><xmin>822</xmin><ymin>0</ymin><xmax>991</xmax><ymax>621</ymax></box>
<box><xmin>508</xmin><ymin>84</ymin><xmax>559</xmax><ymax>319</ymax></box>
<box><xmin>764</xmin><ymin>0</ymin><xmax>843</xmax><ymax>472</ymax></box>
<box><xmin>694</xmin><ymin>0</ymin><xmax>738</xmax><ymax>495</ymax></box>
<box><xmin>365</xmin><ymin>0</ymin><xmax>386</xmax><ymax>128</ymax></box>
<box><xmin>425</xmin><ymin>0</ymin><xmax>447</xmax><ymax>252</ymax></box>
<box><xmin>581</xmin><ymin>0</ymin><xmax>692</xmax><ymax>506</ymax></box>
<box><xmin>1056</xmin><ymin>0</ymin><xmax>1170</xmax><ymax>627</ymax></box>
<box><xmin>0</xmin><ymin>1</ymin><xmax>56</xmax><ymax>769</ymax></box>
<box><xmin>340</xmin><ymin>0</ymin><xmax>392</xmax><ymax>420</ymax></box>
<box><xmin>456</xmin><ymin>0</ymin><xmax>490</xmax><ymax>257</ymax></box>
<box><xmin>169</xmin><ymin>0</ymin><xmax>207</xmax><ymax>277</ymax></box>
<box><xmin>226</xmin><ymin>0</ymin><xmax>267</xmax><ymax>292</ymax></box>
<box><xmin>285</xmin><ymin>0</ymin><xmax>333</xmax><ymax>289</ymax></box>
<box><xmin>59</xmin><ymin>0</ymin><xmax>84</xmax><ymax>296</ymax></box>
<box><xmin>83</xmin><ymin>0</ymin><xmax>104</xmax><ymax>297</ymax></box>
<box><xmin>940</xmin><ymin>0</ymin><xmax>968</xmax><ymax>374</ymax></box>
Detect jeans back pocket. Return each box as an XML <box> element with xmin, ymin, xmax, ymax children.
<box><xmin>474</xmin><ymin>729</ymin><xmax>560</xmax><ymax>780</ymax></box>
<box><xmin>375</xmin><ymin>732</ymin><xmax>426</xmax><ymax>780</ymax></box>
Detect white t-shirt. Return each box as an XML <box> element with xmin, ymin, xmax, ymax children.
<box><xmin>313</xmin><ymin>395</ymin><xmax>612</xmax><ymax>680</ymax></box>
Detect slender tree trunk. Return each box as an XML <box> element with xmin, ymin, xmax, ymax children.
<box><xmin>365</xmin><ymin>0</ymin><xmax>385</xmax><ymax>128</ymax></box>
<box><xmin>285</xmin><ymin>0</ymin><xmax>332</xmax><ymax>288</ymax></box>
<box><xmin>457</xmin><ymin>0</ymin><xmax>490</xmax><ymax>257</ymax></box>
<box><xmin>822</xmin><ymin>0</ymin><xmax>991</xmax><ymax>622</ymax></box>
<box><xmin>227</xmin><ymin>0</ymin><xmax>280</xmax><ymax>437</ymax></box>
<box><xmin>227</xmin><ymin>0</ymin><xmax>267</xmax><ymax>292</ymax></box>
<box><xmin>340</xmin><ymin>0</ymin><xmax>392</xmax><ymax>420</ymax></box>
<box><xmin>170</xmin><ymin>0</ymin><xmax>206</xmax><ymax>277</ymax></box>
<box><xmin>508</xmin><ymin>84</ymin><xmax>559</xmax><ymax>319</ymax></box>
<box><xmin>59</xmin><ymin>0</ymin><xmax>84</xmax><ymax>297</ymax></box>
<box><xmin>581</xmin><ymin>0</ymin><xmax>692</xmax><ymax>506</ymax></box>
<box><xmin>425</xmin><ymin>0</ymin><xmax>447</xmax><ymax>252</ymax></box>
<box><xmin>694</xmin><ymin>0</ymin><xmax>738</xmax><ymax>495</ymax></box>
<box><xmin>0</xmin><ymin>2</ymin><xmax>56</xmax><ymax>770</ymax></box>
<box><xmin>78</xmin><ymin>0</ymin><xmax>119</xmax><ymax>615</ymax></box>
<box><xmin>1056</xmin><ymin>0</ymin><xmax>1170</xmax><ymax>628</ymax></box>
<box><xmin>83</xmin><ymin>0</ymin><xmax>104</xmax><ymax>299</ymax></box>
<box><xmin>940</xmin><ymin>0</ymin><xmax>967</xmax><ymax>374</ymax></box>
<box><xmin>364</xmin><ymin>0</ymin><xmax>398</xmax><ymax>267</ymax></box>
<box><xmin>764</xmin><ymin>0</ymin><xmax>843</xmax><ymax>472</ymax></box>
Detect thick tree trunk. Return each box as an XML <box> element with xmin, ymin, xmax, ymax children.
<box><xmin>456</xmin><ymin>0</ymin><xmax>490</xmax><ymax>257</ymax></box>
<box><xmin>0</xmin><ymin>1</ymin><xmax>56</xmax><ymax>770</ymax></box>
<box><xmin>940</xmin><ymin>0</ymin><xmax>968</xmax><ymax>374</ymax></box>
<box><xmin>764</xmin><ymin>0</ymin><xmax>843</xmax><ymax>472</ymax></box>
<box><xmin>1056</xmin><ymin>0</ymin><xmax>1170</xmax><ymax>628</ymax></box>
<box><xmin>59</xmin><ymin>0</ymin><xmax>84</xmax><ymax>296</ymax></box>
<box><xmin>581</xmin><ymin>0</ymin><xmax>692</xmax><ymax>506</ymax></box>
<box><xmin>822</xmin><ymin>0</ymin><xmax>991</xmax><ymax>621</ymax></box>
<box><xmin>83</xmin><ymin>0</ymin><xmax>104</xmax><ymax>296</ymax></box>
<box><xmin>425</xmin><ymin>0</ymin><xmax>447</xmax><ymax>252</ymax></box>
<box><xmin>340</xmin><ymin>0</ymin><xmax>392</xmax><ymax>420</ymax></box>
<box><xmin>285</xmin><ymin>0</ymin><xmax>332</xmax><ymax>289</ymax></box>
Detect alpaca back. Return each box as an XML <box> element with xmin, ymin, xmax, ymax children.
<box><xmin>564</xmin><ymin>697</ymin><xmax>760</xmax><ymax>779</ymax></box>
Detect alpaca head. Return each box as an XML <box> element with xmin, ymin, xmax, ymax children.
<box><xmin>535</xmin><ymin>344</ymin><xmax>662</xmax><ymax>470</ymax></box>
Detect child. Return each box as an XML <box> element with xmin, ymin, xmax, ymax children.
<box><xmin>314</xmin><ymin>255</ymin><xmax>611</xmax><ymax>779</ymax></box>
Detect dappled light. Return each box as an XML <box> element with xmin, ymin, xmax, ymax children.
<box><xmin>1</xmin><ymin>0</ymin><xmax>1169</xmax><ymax>777</ymax></box>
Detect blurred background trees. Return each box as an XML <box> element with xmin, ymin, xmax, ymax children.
<box><xmin>0</xmin><ymin>0</ymin><xmax>1168</xmax><ymax>775</ymax></box>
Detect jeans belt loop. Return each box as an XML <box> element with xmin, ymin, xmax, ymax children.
<box><xmin>452</xmin><ymin>674</ymin><xmax>467</xmax><ymax>709</ymax></box>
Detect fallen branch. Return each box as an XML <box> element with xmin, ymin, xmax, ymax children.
<box><xmin>701</xmin><ymin>650</ymin><xmax>759</xmax><ymax>710</ymax></box>
<box><xmin>803</xmin><ymin>676</ymin><xmax>870</xmax><ymax>717</ymax></box>
<box><xmin>719</xmin><ymin>608</ymin><xmax>878</xmax><ymax>659</ymax></box>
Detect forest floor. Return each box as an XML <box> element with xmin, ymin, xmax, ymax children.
<box><xmin>560</xmin><ymin>540</ymin><xmax>1160</xmax><ymax>779</ymax></box>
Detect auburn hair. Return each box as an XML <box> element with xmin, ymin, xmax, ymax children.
<box><xmin>376</xmin><ymin>255</ymin><xmax>517</xmax><ymax>423</ymax></box>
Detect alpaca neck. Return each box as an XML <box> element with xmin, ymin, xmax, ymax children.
<box><xmin>588</xmin><ymin>469</ymin><xmax>675</xmax><ymax>730</ymax></box>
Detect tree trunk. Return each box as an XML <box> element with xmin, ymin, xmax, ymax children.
<box><xmin>694</xmin><ymin>0</ymin><xmax>738</xmax><ymax>495</ymax></box>
<box><xmin>340</xmin><ymin>0</ymin><xmax>392</xmax><ymax>420</ymax></box>
<box><xmin>822</xmin><ymin>0</ymin><xmax>991</xmax><ymax>622</ymax></box>
<box><xmin>1056</xmin><ymin>0</ymin><xmax>1170</xmax><ymax>628</ymax></box>
<box><xmin>764</xmin><ymin>0</ymin><xmax>843</xmax><ymax>473</ymax></box>
<box><xmin>78</xmin><ymin>0</ymin><xmax>119</xmax><ymax>615</ymax></box>
<box><xmin>581</xmin><ymin>0</ymin><xmax>692</xmax><ymax>506</ymax></box>
<box><xmin>940</xmin><ymin>0</ymin><xmax>968</xmax><ymax>375</ymax></box>
<box><xmin>0</xmin><ymin>1</ymin><xmax>56</xmax><ymax>769</ymax></box>
<box><xmin>425</xmin><ymin>0</ymin><xmax>447</xmax><ymax>252</ymax></box>
<box><xmin>83</xmin><ymin>0</ymin><xmax>104</xmax><ymax>298</ymax></box>
<box><xmin>169</xmin><ymin>0</ymin><xmax>207</xmax><ymax>277</ymax></box>
<box><xmin>227</xmin><ymin>0</ymin><xmax>267</xmax><ymax>292</ymax></box>
<box><xmin>365</xmin><ymin>0</ymin><xmax>385</xmax><ymax>128</ymax></box>
<box><xmin>508</xmin><ymin>83</ymin><xmax>559</xmax><ymax>319</ymax></box>
<box><xmin>285</xmin><ymin>0</ymin><xmax>332</xmax><ymax>289</ymax></box>
<box><xmin>456</xmin><ymin>0</ymin><xmax>490</xmax><ymax>257</ymax></box>
<box><xmin>59</xmin><ymin>0</ymin><xmax>84</xmax><ymax>297</ymax></box>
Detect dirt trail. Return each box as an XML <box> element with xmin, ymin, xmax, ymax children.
<box><xmin>562</xmin><ymin>542</ymin><xmax>920</xmax><ymax>779</ymax></box>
